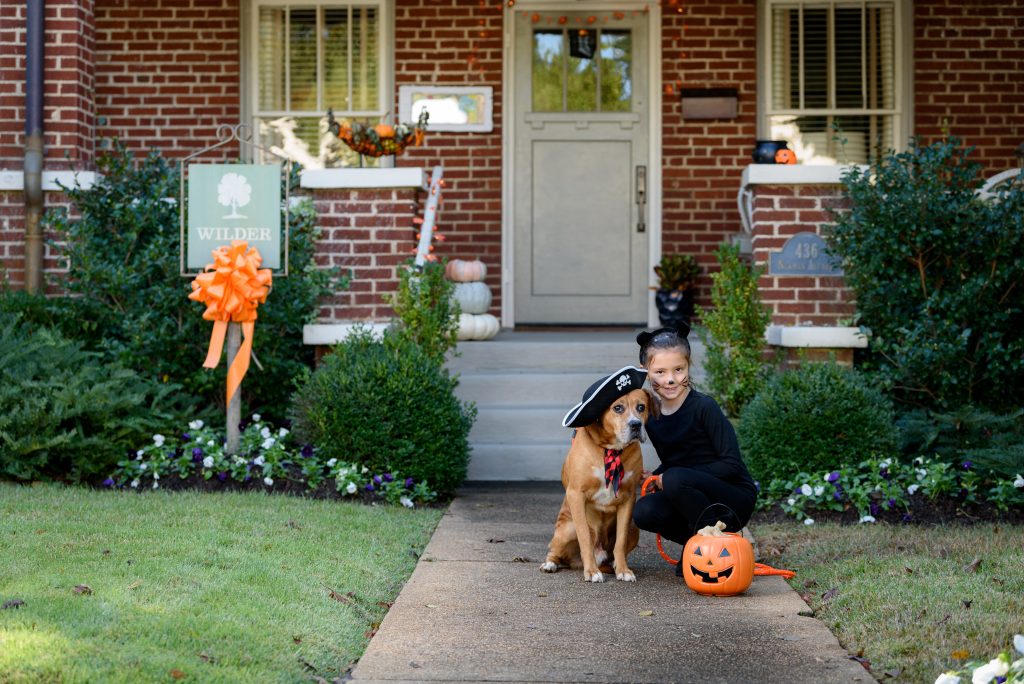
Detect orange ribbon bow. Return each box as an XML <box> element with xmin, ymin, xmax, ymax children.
<box><xmin>188</xmin><ymin>240</ymin><xmax>273</xmax><ymax>405</ymax></box>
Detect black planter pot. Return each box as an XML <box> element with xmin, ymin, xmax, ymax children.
<box><xmin>655</xmin><ymin>288</ymin><xmax>695</xmax><ymax>328</ymax></box>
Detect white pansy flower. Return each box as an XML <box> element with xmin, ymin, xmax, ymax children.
<box><xmin>400</xmin><ymin>496</ymin><xmax>414</xmax><ymax>509</ymax></box>
<box><xmin>803</xmin><ymin>518</ymin><xmax>815</xmax><ymax>526</ymax></box>
<box><xmin>136</xmin><ymin>450</ymin><xmax>145</xmax><ymax>459</ymax></box>
<box><xmin>880</xmin><ymin>458</ymin><xmax>892</xmax><ymax>469</ymax></box>
<box><xmin>908</xmin><ymin>484</ymin><xmax>920</xmax><ymax>495</ymax></box>
<box><xmin>859</xmin><ymin>515</ymin><xmax>876</xmax><ymax>524</ymax></box>
<box><xmin>278</xmin><ymin>428</ymin><xmax>289</xmax><ymax>438</ymax></box>
<box><xmin>189</xmin><ymin>419</ymin><xmax>204</xmax><ymax>430</ymax></box>
<box><xmin>361</xmin><ymin>466</ymin><xmax>369</xmax><ymax>474</ymax></box>
<box><xmin>346</xmin><ymin>482</ymin><xmax>358</xmax><ymax>494</ymax></box>
<box><xmin>139</xmin><ymin>463</ymin><xmax>147</xmax><ymax>471</ymax></box>
<box><xmin>131</xmin><ymin>479</ymin><xmax>140</xmax><ymax>488</ymax></box>
<box><xmin>1013</xmin><ymin>474</ymin><xmax>1024</xmax><ymax>489</ymax></box>
<box><xmin>203</xmin><ymin>456</ymin><xmax>214</xmax><ymax>468</ymax></box>
<box><xmin>152</xmin><ymin>434</ymin><xmax>165</xmax><ymax>447</ymax></box>
<box><xmin>813</xmin><ymin>485</ymin><xmax>825</xmax><ymax>497</ymax></box>
<box><xmin>914</xmin><ymin>456</ymin><xmax>924</xmax><ymax>465</ymax></box>
<box><xmin>971</xmin><ymin>656</ymin><xmax>1009</xmax><ymax>684</ymax></box>
<box><xmin>153</xmin><ymin>482</ymin><xmax>159</xmax><ymax>489</ymax></box>
<box><xmin>260</xmin><ymin>427</ymin><xmax>272</xmax><ymax>439</ymax></box>
<box><xmin>800</xmin><ymin>484</ymin><xmax>813</xmax><ymax>496</ymax></box>
<box><xmin>253</xmin><ymin>455</ymin><xmax>265</xmax><ymax>466</ymax></box>
<box><xmin>935</xmin><ymin>673</ymin><xmax>961</xmax><ymax>684</ymax></box>
<box><xmin>327</xmin><ymin>458</ymin><xmax>338</xmax><ymax>467</ymax></box>
<box><xmin>252</xmin><ymin>413</ymin><xmax>261</xmax><ymax>422</ymax></box>
<box><xmin>917</xmin><ymin>468</ymin><xmax>928</xmax><ymax>481</ymax></box>
<box><xmin>233</xmin><ymin>456</ymin><xmax>246</xmax><ymax>465</ymax></box>
<box><xmin>1014</xmin><ymin>633</ymin><xmax>1024</xmax><ymax>655</ymax></box>
<box><xmin>207</xmin><ymin>439</ymin><xmax>215</xmax><ymax>446</ymax></box>
<box><xmin>264</xmin><ymin>476</ymin><xmax>274</xmax><ymax>486</ymax></box>
<box><xmin>153</xmin><ymin>472</ymin><xmax>159</xmax><ymax>480</ymax></box>
<box><xmin>262</xmin><ymin>437</ymin><xmax>275</xmax><ymax>450</ymax></box>
<box><xmin>787</xmin><ymin>497</ymin><xmax>796</xmax><ymax>506</ymax></box>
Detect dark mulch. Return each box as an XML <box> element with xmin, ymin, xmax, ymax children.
<box><xmin>751</xmin><ymin>494</ymin><xmax>1024</xmax><ymax>526</ymax></box>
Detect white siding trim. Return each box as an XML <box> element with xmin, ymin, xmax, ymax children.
<box><xmin>0</xmin><ymin>170</ymin><xmax>100</xmax><ymax>191</ymax></box>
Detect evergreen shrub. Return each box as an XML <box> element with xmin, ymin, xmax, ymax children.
<box><xmin>697</xmin><ymin>242</ymin><xmax>772</xmax><ymax>417</ymax></box>
<box><xmin>289</xmin><ymin>328</ymin><xmax>476</xmax><ymax>495</ymax></box>
<box><xmin>738</xmin><ymin>361</ymin><xmax>899</xmax><ymax>483</ymax></box>
<box><xmin>37</xmin><ymin>144</ymin><xmax>343</xmax><ymax>422</ymax></box>
<box><xmin>389</xmin><ymin>260</ymin><xmax>459</xmax><ymax>364</ymax></box>
<box><xmin>826</xmin><ymin>135</ymin><xmax>1024</xmax><ymax>412</ymax></box>
<box><xmin>0</xmin><ymin>313</ymin><xmax>186</xmax><ymax>482</ymax></box>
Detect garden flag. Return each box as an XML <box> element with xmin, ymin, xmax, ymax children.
<box><xmin>188</xmin><ymin>240</ymin><xmax>272</xmax><ymax>405</ymax></box>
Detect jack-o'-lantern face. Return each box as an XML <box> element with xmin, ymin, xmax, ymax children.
<box><xmin>774</xmin><ymin>148</ymin><xmax>797</xmax><ymax>164</ymax></box>
<box><xmin>681</xmin><ymin>533</ymin><xmax>754</xmax><ymax>596</ymax></box>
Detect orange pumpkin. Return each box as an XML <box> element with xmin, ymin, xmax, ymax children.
<box><xmin>774</xmin><ymin>148</ymin><xmax>797</xmax><ymax>164</ymax></box>
<box><xmin>681</xmin><ymin>532</ymin><xmax>755</xmax><ymax>596</ymax></box>
<box><xmin>374</xmin><ymin>123</ymin><xmax>396</xmax><ymax>138</ymax></box>
<box><xmin>445</xmin><ymin>258</ymin><xmax>487</xmax><ymax>282</ymax></box>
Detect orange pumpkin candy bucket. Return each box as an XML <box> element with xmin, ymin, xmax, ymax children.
<box><xmin>640</xmin><ymin>476</ymin><xmax>794</xmax><ymax>595</ymax></box>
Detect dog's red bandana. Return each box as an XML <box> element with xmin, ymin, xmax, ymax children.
<box><xmin>604</xmin><ymin>448</ymin><xmax>624</xmax><ymax>496</ymax></box>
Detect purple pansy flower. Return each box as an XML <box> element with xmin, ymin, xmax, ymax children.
<box><xmin>826</xmin><ymin>471</ymin><xmax>840</xmax><ymax>483</ymax></box>
<box><xmin>102</xmin><ymin>477</ymin><xmax>115</xmax><ymax>487</ymax></box>
<box><xmin>405</xmin><ymin>477</ymin><xmax>415</xmax><ymax>488</ymax></box>
<box><xmin>961</xmin><ymin>460</ymin><xmax>973</xmax><ymax>470</ymax></box>
<box><xmin>365</xmin><ymin>483</ymin><xmax>375</xmax><ymax>492</ymax></box>
<box><xmin>373</xmin><ymin>475</ymin><xmax>383</xmax><ymax>485</ymax></box>
<box><xmin>217</xmin><ymin>471</ymin><xmax>228</xmax><ymax>482</ymax></box>
<box><xmin>301</xmin><ymin>444</ymin><xmax>315</xmax><ymax>458</ymax></box>
<box><xmin>869</xmin><ymin>502</ymin><xmax>881</xmax><ymax>516</ymax></box>
<box><xmin>383</xmin><ymin>473</ymin><xmax>394</xmax><ymax>483</ymax></box>
<box><xmin>887</xmin><ymin>498</ymin><xmax>897</xmax><ymax>509</ymax></box>
<box><xmin>192</xmin><ymin>447</ymin><xmax>204</xmax><ymax>462</ymax></box>
<box><xmin>833</xmin><ymin>490</ymin><xmax>843</xmax><ymax>502</ymax></box>
<box><xmin>182</xmin><ymin>433</ymin><xmax>192</xmax><ymax>441</ymax></box>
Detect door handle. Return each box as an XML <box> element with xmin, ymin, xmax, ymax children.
<box><xmin>635</xmin><ymin>165</ymin><xmax>646</xmax><ymax>233</ymax></box>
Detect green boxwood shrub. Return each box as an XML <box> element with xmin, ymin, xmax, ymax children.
<box><xmin>34</xmin><ymin>144</ymin><xmax>343</xmax><ymax>422</ymax></box>
<box><xmin>0</xmin><ymin>313</ymin><xmax>187</xmax><ymax>482</ymax></box>
<box><xmin>738</xmin><ymin>361</ymin><xmax>899</xmax><ymax>483</ymax></box>
<box><xmin>289</xmin><ymin>328</ymin><xmax>476</xmax><ymax>495</ymax></box>
<box><xmin>826</xmin><ymin>135</ymin><xmax>1024</xmax><ymax>412</ymax></box>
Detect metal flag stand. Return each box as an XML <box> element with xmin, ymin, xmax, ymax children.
<box><xmin>179</xmin><ymin>123</ymin><xmax>293</xmax><ymax>454</ymax></box>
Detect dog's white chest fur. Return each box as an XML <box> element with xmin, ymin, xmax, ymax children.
<box><xmin>590</xmin><ymin>466</ymin><xmax>635</xmax><ymax>506</ymax></box>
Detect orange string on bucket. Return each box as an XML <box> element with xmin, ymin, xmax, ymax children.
<box><xmin>188</xmin><ymin>240</ymin><xmax>272</xmax><ymax>405</ymax></box>
<box><xmin>640</xmin><ymin>475</ymin><xmax>795</xmax><ymax>579</ymax></box>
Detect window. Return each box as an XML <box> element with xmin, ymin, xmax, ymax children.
<box><xmin>760</xmin><ymin>0</ymin><xmax>909</xmax><ymax>165</ymax></box>
<box><xmin>249</xmin><ymin>1</ymin><xmax>390</xmax><ymax>168</ymax></box>
<box><xmin>531</xmin><ymin>28</ymin><xmax>633</xmax><ymax>113</ymax></box>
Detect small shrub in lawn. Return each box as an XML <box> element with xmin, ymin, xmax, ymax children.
<box><xmin>739</xmin><ymin>360</ymin><xmax>899</xmax><ymax>484</ymax></box>
<box><xmin>290</xmin><ymin>328</ymin><xmax>476</xmax><ymax>495</ymax></box>
<box><xmin>0</xmin><ymin>312</ymin><xmax>187</xmax><ymax>482</ymax></box>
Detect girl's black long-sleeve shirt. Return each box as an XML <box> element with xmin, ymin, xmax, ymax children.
<box><xmin>646</xmin><ymin>389</ymin><xmax>757</xmax><ymax>494</ymax></box>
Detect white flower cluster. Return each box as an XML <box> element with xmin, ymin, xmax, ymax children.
<box><xmin>935</xmin><ymin>634</ymin><xmax>1024</xmax><ymax>684</ymax></box>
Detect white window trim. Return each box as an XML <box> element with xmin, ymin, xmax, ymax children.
<box><xmin>239</xmin><ymin>0</ymin><xmax>394</xmax><ymax>164</ymax></box>
<box><xmin>755</xmin><ymin>0</ymin><xmax>913</xmax><ymax>159</ymax></box>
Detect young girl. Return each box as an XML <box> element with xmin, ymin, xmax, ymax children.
<box><xmin>632</xmin><ymin>323</ymin><xmax>758</xmax><ymax>569</ymax></box>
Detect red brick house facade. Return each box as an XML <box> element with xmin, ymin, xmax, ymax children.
<box><xmin>1</xmin><ymin>1</ymin><xmax>1021</xmax><ymax>338</ymax></box>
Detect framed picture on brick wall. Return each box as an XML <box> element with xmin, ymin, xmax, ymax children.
<box><xmin>398</xmin><ymin>86</ymin><xmax>493</xmax><ymax>133</ymax></box>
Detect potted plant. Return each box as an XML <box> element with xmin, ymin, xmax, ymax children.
<box><xmin>652</xmin><ymin>253</ymin><xmax>701</xmax><ymax>327</ymax></box>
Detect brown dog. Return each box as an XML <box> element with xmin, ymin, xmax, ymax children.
<box><xmin>541</xmin><ymin>368</ymin><xmax>657</xmax><ymax>582</ymax></box>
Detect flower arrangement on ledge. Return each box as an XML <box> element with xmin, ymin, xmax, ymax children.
<box><xmin>327</xmin><ymin>108</ymin><xmax>428</xmax><ymax>159</ymax></box>
<box><xmin>105</xmin><ymin>415</ymin><xmax>438</xmax><ymax>507</ymax></box>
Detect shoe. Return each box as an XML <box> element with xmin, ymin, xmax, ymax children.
<box><xmin>675</xmin><ymin>550</ymin><xmax>684</xmax><ymax>578</ymax></box>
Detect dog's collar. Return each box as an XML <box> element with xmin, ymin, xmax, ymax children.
<box><xmin>604</xmin><ymin>448</ymin><xmax>624</xmax><ymax>497</ymax></box>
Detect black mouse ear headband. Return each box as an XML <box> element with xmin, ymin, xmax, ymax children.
<box><xmin>635</xmin><ymin>321</ymin><xmax>691</xmax><ymax>349</ymax></box>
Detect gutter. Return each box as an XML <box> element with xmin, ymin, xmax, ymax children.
<box><xmin>23</xmin><ymin>0</ymin><xmax>44</xmax><ymax>293</ymax></box>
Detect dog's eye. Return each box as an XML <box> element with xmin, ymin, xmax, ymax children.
<box><xmin>613</xmin><ymin>404</ymin><xmax>625</xmax><ymax>413</ymax></box>
<box><xmin>636</xmin><ymin>404</ymin><xmax>645</xmax><ymax>413</ymax></box>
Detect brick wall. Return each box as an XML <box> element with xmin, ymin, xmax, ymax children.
<box><xmin>750</xmin><ymin>185</ymin><xmax>856</xmax><ymax>327</ymax></box>
<box><xmin>310</xmin><ymin>187</ymin><xmax>421</xmax><ymax>321</ymax></box>
<box><xmin>391</xmin><ymin>0</ymin><xmax>505</xmax><ymax>317</ymax></box>
<box><xmin>914</xmin><ymin>0</ymin><xmax>1024</xmax><ymax>169</ymax></box>
<box><xmin>661</xmin><ymin>0</ymin><xmax>757</xmax><ymax>307</ymax></box>
<box><xmin>94</xmin><ymin>0</ymin><xmax>241</xmax><ymax>159</ymax></box>
<box><xmin>0</xmin><ymin>189</ymin><xmax>74</xmax><ymax>291</ymax></box>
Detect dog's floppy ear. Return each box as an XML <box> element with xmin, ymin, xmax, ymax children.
<box><xmin>644</xmin><ymin>389</ymin><xmax>661</xmax><ymax>420</ymax></box>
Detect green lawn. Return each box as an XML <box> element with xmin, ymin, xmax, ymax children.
<box><xmin>0</xmin><ymin>483</ymin><xmax>443</xmax><ymax>683</ymax></box>
<box><xmin>751</xmin><ymin>520</ymin><xmax>1024</xmax><ymax>682</ymax></box>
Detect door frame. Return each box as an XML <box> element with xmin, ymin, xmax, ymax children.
<box><xmin>501</xmin><ymin>0</ymin><xmax>663</xmax><ymax>328</ymax></box>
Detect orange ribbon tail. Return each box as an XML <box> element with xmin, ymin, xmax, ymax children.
<box><xmin>203</xmin><ymin>320</ymin><xmax>228</xmax><ymax>369</ymax></box>
<box><xmin>226</xmin><ymin>322</ymin><xmax>255</xmax><ymax>405</ymax></box>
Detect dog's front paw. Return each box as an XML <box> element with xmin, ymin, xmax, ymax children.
<box><xmin>584</xmin><ymin>571</ymin><xmax>605</xmax><ymax>583</ymax></box>
<box><xmin>616</xmin><ymin>569</ymin><xmax>637</xmax><ymax>582</ymax></box>
<box><xmin>539</xmin><ymin>561</ymin><xmax>558</xmax><ymax>573</ymax></box>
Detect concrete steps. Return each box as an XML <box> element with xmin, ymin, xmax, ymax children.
<box><xmin>447</xmin><ymin>329</ymin><xmax>705</xmax><ymax>481</ymax></box>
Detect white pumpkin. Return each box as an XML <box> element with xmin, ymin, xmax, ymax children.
<box><xmin>456</xmin><ymin>313</ymin><xmax>500</xmax><ymax>340</ymax></box>
<box><xmin>453</xmin><ymin>281</ymin><xmax>492</xmax><ymax>315</ymax></box>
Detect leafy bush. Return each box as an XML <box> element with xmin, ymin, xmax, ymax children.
<box><xmin>37</xmin><ymin>144</ymin><xmax>343</xmax><ymax>422</ymax></box>
<box><xmin>897</xmin><ymin>405</ymin><xmax>1024</xmax><ymax>480</ymax></box>
<box><xmin>289</xmin><ymin>328</ymin><xmax>476</xmax><ymax>494</ymax></box>
<box><xmin>826</xmin><ymin>135</ymin><xmax>1024</xmax><ymax>412</ymax></box>
<box><xmin>389</xmin><ymin>259</ymin><xmax>459</xmax><ymax>364</ymax></box>
<box><xmin>0</xmin><ymin>313</ymin><xmax>186</xmax><ymax>482</ymax></box>
<box><xmin>697</xmin><ymin>242</ymin><xmax>772</xmax><ymax>417</ymax></box>
<box><xmin>738</xmin><ymin>361</ymin><xmax>899</xmax><ymax>483</ymax></box>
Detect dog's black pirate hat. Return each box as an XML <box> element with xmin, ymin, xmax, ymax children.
<box><xmin>561</xmin><ymin>366</ymin><xmax>648</xmax><ymax>428</ymax></box>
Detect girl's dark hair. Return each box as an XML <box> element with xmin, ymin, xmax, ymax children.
<box><xmin>637</xmin><ymin>324</ymin><xmax>691</xmax><ymax>367</ymax></box>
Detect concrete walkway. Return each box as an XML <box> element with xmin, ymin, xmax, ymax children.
<box><xmin>350</xmin><ymin>483</ymin><xmax>871</xmax><ymax>684</ymax></box>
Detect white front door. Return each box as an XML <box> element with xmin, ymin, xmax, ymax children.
<box><xmin>512</xmin><ymin>9</ymin><xmax>650</xmax><ymax>325</ymax></box>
